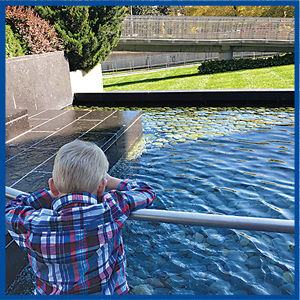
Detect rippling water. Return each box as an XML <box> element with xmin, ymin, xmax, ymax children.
<box><xmin>7</xmin><ymin>107</ymin><xmax>295</xmax><ymax>296</ymax></box>
<box><xmin>110</xmin><ymin>107</ymin><xmax>295</xmax><ymax>296</ymax></box>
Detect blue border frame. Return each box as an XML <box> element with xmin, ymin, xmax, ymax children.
<box><xmin>2</xmin><ymin>1</ymin><xmax>299</xmax><ymax>300</ymax></box>
<box><xmin>293</xmin><ymin>1</ymin><xmax>299</xmax><ymax>299</ymax></box>
<box><xmin>1</xmin><ymin>2</ymin><xmax>5</xmax><ymax>298</ymax></box>
<box><xmin>0</xmin><ymin>1</ymin><xmax>299</xmax><ymax>5</ymax></box>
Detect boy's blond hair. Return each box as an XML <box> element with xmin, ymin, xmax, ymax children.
<box><xmin>52</xmin><ymin>140</ymin><xmax>109</xmax><ymax>194</ymax></box>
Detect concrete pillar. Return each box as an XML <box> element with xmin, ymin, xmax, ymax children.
<box><xmin>218</xmin><ymin>45</ymin><xmax>233</xmax><ymax>60</ymax></box>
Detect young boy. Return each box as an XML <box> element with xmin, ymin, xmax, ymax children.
<box><xmin>6</xmin><ymin>140</ymin><xmax>155</xmax><ymax>295</ymax></box>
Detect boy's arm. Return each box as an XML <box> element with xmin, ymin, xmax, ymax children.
<box><xmin>104</xmin><ymin>176</ymin><xmax>156</xmax><ymax>214</ymax></box>
<box><xmin>106</xmin><ymin>174</ymin><xmax>122</xmax><ymax>190</ymax></box>
<box><xmin>6</xmin><ymin>190</ymin><xmax>53</xmax><ymax>235</ymax></box>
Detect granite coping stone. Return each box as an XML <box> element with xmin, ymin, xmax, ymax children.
<box><xmin>74</xmin><ymin>89</ymin><xmax>294</xmax><ymax>107</ymax></box>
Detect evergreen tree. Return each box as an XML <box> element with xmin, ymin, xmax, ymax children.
<box><xmin>130</xmin><ymin>6</ymin><xmax>174</xmax><ymax>16</ymax></box>
<box><xmin>157</xmin><ymin>6</ymin><xmax>174</xmax><ymax>16</ymax></box>
<box><xmin>5</xmin><ymin>24</ymin><xmax>24</xmax><ymax>58</ymax></box>
<box><xmin>34</xmin><ymin>6</ymin><xmax>127</xmax><ymax>73</ymax></box>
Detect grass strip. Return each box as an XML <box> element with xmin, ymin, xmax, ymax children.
<box><xmin>103</xmin><ymin>64</ymin><xmax>294</xmax><ymax>91</ymax></box>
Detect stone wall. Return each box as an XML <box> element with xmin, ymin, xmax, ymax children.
<box><xmin>6</xmin><ymin>51</ymin><xmax>73</xmax><ymax>112</ymax></box>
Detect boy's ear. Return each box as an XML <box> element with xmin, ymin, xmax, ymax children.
<box><xmin>48</xmin><ymin>178</ymin><xmax>60</xmax><ymax>197</ymax></box>
<box><xmin>97</xmin><ymin>179</ymin><xmax>107</xmax><ymax>197</ymax></box>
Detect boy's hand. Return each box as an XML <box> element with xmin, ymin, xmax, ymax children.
<box><xmin>106</xmin><ymin>174</ymin><xmax>122</xmax><ymax>190</ymax></box>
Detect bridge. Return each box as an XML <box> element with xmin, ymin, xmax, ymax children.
<box><xmin>115</xmin><ymin>15</ymin><xmax>295</xmax><ymax>60</ymax></box>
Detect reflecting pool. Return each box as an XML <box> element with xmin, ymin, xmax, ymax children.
<box><xmin>112</xmin><ymin>107</ymin><xmax>295</xmax><ymax>296</ymax></box>
<box><xmin>7</xmin><ymin>107</ymin><xmax>295</xmax><ymax>295</ymax></box>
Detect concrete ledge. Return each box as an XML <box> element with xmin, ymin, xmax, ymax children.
<box><xmin>74</xmin><ymin>89</ymin><xmax>294</xmax><ymax>108</ymax></box>
<box><xmin>6</xmin><ymin>109</ymin><xmax>29</xmax><ymax>142</ymax></box>
<box><xmin>102</xmin><ymin>112</ymin><xmax>142</xmax><ymax>167</ymax></box>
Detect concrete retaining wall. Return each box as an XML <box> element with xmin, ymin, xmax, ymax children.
<box><xmin>6</xmin><ymin>51</ymin><xmax>73</xmax><ymax>112</ymax></box>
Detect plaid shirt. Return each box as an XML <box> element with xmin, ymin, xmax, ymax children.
<box><xmin>5</xmin><ymin>179</ymin><xmax>155</xmax><ymax>295</ymax></box>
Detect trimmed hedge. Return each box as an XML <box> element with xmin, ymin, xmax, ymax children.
<box><xmin>197</xmin><ymin>53</ymin><xmax>294</xmax><ymax>75</ymax></box>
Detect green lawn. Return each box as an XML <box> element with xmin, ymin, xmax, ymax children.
<box><xmin>103</xmin><ymin>64</ymin><xmax>294</xmax><ymax>91</ymax></box>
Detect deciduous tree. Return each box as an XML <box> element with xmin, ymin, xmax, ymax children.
<box><xmin>181</xmin><ymin>6</ymin><xmax>294</xmax><ymax>18</ymax></box>
<box><xmin>6</xmin><ymin>6</ymin><xmax>63</xmax><ymax>55</ymax></box>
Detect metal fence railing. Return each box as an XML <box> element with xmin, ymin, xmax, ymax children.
<box><xmin>101</xmin><ymin>51</ymin><xmax>282</xmax><ymax>73</ymax></box>
<box><xmin>121</xmin><ymin>15</ymin><xmax>295</xmax><ymax>42</ymax></box>
<box><xmin>6</xmin><ymin>186</ymin><xmax>294</xmax><ymax>234</ymax></box>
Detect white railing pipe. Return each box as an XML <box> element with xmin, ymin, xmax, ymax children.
<box><xmin>5</xmin><ymin>186</ymin><xmax>294</xmax><ymax>234</ymax></box>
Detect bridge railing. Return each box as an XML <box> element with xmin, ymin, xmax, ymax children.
<box><xmin>121</xmin><ymin>15</ymin><xmax>294</xmax><ymax>42</ymax></box>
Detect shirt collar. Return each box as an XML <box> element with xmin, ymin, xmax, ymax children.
<box><xmin>51</xmin><ymin>192</ymin><xmax>98</xmax><ymax>211</ymax></box>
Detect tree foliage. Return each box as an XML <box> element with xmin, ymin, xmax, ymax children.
<box><xmin>180</xmin><ymin>6</ymin><xmax>294</xmax><ymax>18</ymax></box>
<box><xmin>130</xmin><ymin>6</ymin><xmax>176</xmax><ymax>16</ymax></box>
<box><xmin>5</xmin><ymin>6</ymin><xmax>63</xmax><ymax>56</ymax></box>
<box><xmin>34</xmin><ymin>6</ymin><xmax>127</xmax><ymax>73</ymax></box>
<box><xmin>6</xmin><ymin>25</ymin><xmax>24</xmax><ymax>58</ymax></box>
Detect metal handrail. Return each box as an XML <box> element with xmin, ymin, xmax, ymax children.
<box><xmin>5</xmin><ymin>186</ymin><xmax>294</xmax><ymax>234</ymax></box>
